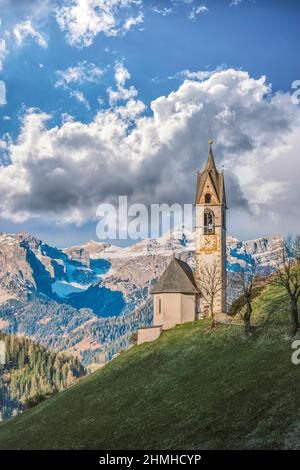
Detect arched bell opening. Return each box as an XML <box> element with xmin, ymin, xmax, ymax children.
<box><xmin>204</xmin><ymin>209</ymin><xmax>215</xmax><ymax>234</ymax></box>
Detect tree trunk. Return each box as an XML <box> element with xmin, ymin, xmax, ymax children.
<box><xmin>210</xmin><ymin>300</ymin><xmax>216</xmax><ymax>329</ymax></box>
<box><xmin>290</xmin><ymin>296</ymin><xmax>299</xmax><ymax>336</ymax></box>
<box><xmin>244</xmin><ymin>301</ymin><xmax>252</xmax><ymax>336</ymax></box>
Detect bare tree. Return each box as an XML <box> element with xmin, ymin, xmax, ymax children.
<box><xmin>198</xmin><ymin>260</ymin><xmax>223</xmax><ymax>329</ymax></box>
<box><xmin>233</xmin><ymin>248</ymin><xmax>264</xmax><ymax>336</ymax></box>
<box><xmin>273</xmin><ymin>235</ymin><xmax>300</xmax><ymax>336</ymax></box>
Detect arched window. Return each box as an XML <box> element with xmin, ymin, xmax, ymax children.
<box><xmin>204</xmin><ymin>193</ymin><xmax>212</xmax><ymax>204</ymax></box>
<box><xmin>204</xmin><ymin>209</ymin><xmax>215</xmax><ymax>234</ymax></box>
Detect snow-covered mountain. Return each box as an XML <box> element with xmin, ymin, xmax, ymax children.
<box><xmin>0</xmin><ymin>229</ymin><xmax>283</xmax><ymax>364</ymax></box>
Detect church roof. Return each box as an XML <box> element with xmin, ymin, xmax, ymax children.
<box><xmin>151</xmin><ymin>256</ymin><xmax>199</xmax><ymax>295</ymax></box>
<box><xmin>194</xmin><ymin>143</ymin><xmax>227</xmax><ymax>207</ymax></box>
<box><xmin>205</xmin><ymin>147</ymin><xmax>218</xmax><ymax>172</ymax></box>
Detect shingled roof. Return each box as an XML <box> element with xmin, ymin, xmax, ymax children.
<box><xmin>194</xmin><ymin>144</ymin><xmax>227</xmax><ymax>207</ymax></box>
<box><xmin>151</xmin><ymin>256</ymin><xmax>199</xmax><ymax>294</ymax></box>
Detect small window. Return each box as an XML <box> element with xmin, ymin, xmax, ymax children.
<box><xmin>205</xmin><ymin>193</ymin><xmax>212</xmax><ymax>204</ymax></box>
<box><xmin>158</xmin><ymin>298</ymin><xmax>162</xmax><ymax>314</ymax></box>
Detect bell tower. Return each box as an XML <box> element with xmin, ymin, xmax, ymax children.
<box><xmin>194</xmin><ymin>140</ymin><xmax>227</xmax><ymax>316</ymax></box>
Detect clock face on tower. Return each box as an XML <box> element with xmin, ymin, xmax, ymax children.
<box><xmin>199</xmin><ymin>235</ymin><xmax>217</xmax><ymax>252</ymax></box>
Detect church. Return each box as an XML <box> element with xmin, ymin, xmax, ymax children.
<box><xmin>137</xmin><ymin>141</ymin><xmax>227</xmax><ymax>345</ymax></box>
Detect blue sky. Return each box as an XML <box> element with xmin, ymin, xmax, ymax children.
<box><xmin>0</xmin><ymin>0</ymin><xmax>299</xmax><ymax>246</ymax></box>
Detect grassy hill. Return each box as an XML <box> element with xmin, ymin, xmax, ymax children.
<box><xmin>0</xmin><ymin>278</ymin><xmax>300</xmax><ymax>450</ymax></box>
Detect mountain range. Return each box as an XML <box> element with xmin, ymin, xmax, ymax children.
<box><xmin>0</xmin><ymin>229</ymin><xmax>283</xmax><ymax>365</ymax></box>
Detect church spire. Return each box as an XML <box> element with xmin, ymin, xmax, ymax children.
<box><xmin>195</xmin><ymin>139</ymin><xmax>226</xmax><ymax>206</ymax></box>
<box><xmin>204</xmin><ymin>139</ymin><xmax>217</xmax><ymax>172</ymax></box>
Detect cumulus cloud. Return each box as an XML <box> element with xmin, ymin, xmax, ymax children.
<box><xmin>55</xmin><ymin>0</ymin><xmax>144</xmax><ymax>48</ymax></box>
<box><xmin>229</xmin><ymin>0</ymin><xmax>242</xmax><ymax>6</ymax></box>
<box><xmin>55</xmin><ymin>61</ymin><xmax>104</xmax><ymax>88</ymax></box>
<box><xmin>13</xmin><ymin>20</ymin><xmax>48</xmax><ymax>48</ymax></box>
<box><xmin>0</xmin><ymin>69</ymin><xmax>299</xmax><ymax>239</ymax></box>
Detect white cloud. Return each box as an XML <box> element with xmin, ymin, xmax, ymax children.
<box><xmin>61</xmin><ymin>112</ymin><xmax>75</xmax><ymax>124</ymax></box>
<box><xmin>114</xmin><ymin>97</ymin><xmax>145</xmax><ymax>120</ymax></box>
<box><xmin>152</xmin><ymin>6</ymin><xmax>173</xmax><ymax>16</ymax></box>
<box><xmin>114</xmin><ymin>61</ymin><xmax>130</xmax><ymax>87</ymax></box>
<box><xmin>0</xmin><ymin>36</ymin><xmax>8</xmax><ymax>106</ymax></box>
<box><xmin>0</xmin><ymin>37</ymin><xmax>8</xmax><ymax>71</ymax></box>
<box><xmin>55</xmin><ymin>0</ymin><xmax>144</xmax><ymax>48</ymax></box>
<box><xmin>123</xmin><ymin>12</ymin><xmax>143</xmax><ymax>31</ymax></box>
<box><xmin>55</xmin><ymin>61</ymin><xmax>104</xmax><ymax>88</ymax></box>
<box><xmin>0</xmin><ymin>69</ymin><xmax>300</xmax><ymax>240</ymax></box>
<box><xmin>189</xmin><ymin>5</ymin><xmax>208</xmax><ymax>20</ymax></box>
<box><xmin>55</xmin><ymin>61</ymin><xmax>104</xmax><ymax>108</ymax></box>
<box><xmin>229</xmin><ymin>0</ymin><xmax>242</xmax><ymax>6</ymax></box>
<box><xmin>0</xmin><ymin>81</ymin><xmax>6</xmax><ymax>106</ymax></box>
<box><xmin>13</xmin><ymin>20</ymin><xmax>48</xmax><ymax>48</ymax></box>
<box><xmin>0</xmin><ymin>132</ymin><xmax>12</xmax><ymax>165</ymax></box>
<box><xmin>171</xmin><ymin>0</ymin><xmax>193</xmax><ymax>4</ymax></box>
<box><xmin>172</xmin><ymin>66</ymin><xmax>226</xmax><ymax>81</ymax></box>
<box><xmin>180</xmin><ymin>70</ymin><xmax>214</xmax><ymax>80</ymax></box>
<box><xmin>69</xmin><ymin>90</ymin><xmax>90</xmax><ymax>109</ymax></box>
<box><xmin>107</xmin><ymin>62</ymin><xmax>138</xmax><ymax>104</ymax></box>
